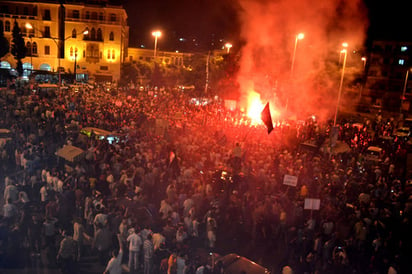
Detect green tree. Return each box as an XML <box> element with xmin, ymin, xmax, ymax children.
<box><xmin>10</xmin><ymin>20</ymin><xmax>26</xmax><ymax>76</ymax></box>
<box><xmin>119</xmin><ymin>62</ymin><xmax>139</xmax><ymax>87</ymax></box>
<box><xmin>0</xmin><ymin>21</ymin><xmax>9</xmax><ymax>60</ymax></box>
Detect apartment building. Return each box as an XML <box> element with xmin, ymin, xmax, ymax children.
<box><xmin>0</xmin><ymin>0</ymin><xmax>129</xmax><ymax>82</ymax></box>
<box><xmin>364</xmin><ymin>40</ymin><xmax>412</xmax><ymax>111</ymax></box>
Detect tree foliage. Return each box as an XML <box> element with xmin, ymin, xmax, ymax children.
<box><xmin>0</xmin><ymin>21</ymin><xmax>9</xmax><ymax>59</ymax></box>
<box><xmin>10</xmin><ymin>20</ymin><xmax>26</xmax><ymax>76</ymax></box>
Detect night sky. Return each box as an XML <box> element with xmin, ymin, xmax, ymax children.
<box><xmin>120</xmin><ymin>0</ymin><xmax>411</xmax><ymax>51</ymax></box>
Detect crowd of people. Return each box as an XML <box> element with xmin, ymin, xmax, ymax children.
<box><xmin>0</xmin><ymin>83</ymin><xmax>411</xmax><ymax>274</ymax></box>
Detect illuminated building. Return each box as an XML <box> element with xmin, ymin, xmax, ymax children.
<box><xmin>0</xmin><ymin>0</ymin><xmax>129</xmax><ymax>83</ymax></box>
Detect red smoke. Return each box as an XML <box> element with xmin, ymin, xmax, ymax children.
<box><xmin>236</xmin><ymin>0</ymin><xmax>369</xmax><ymax>122</ymax></box>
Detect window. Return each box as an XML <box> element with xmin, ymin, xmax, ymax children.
<box><xmin>44</xmin><ymin>26</ymin><xmax>50</xmax><ymax>37</ymax></box>
<box><xmin>26</xmin><ymin>42</ymin><xmax>31</xmax><ymax>55</ymax></box>
<box><xmin>72</xmin><ymin>29</ymin><xmax>77</xmax><ymax>38</ymax></box>
<box><xmin>112</xmin><ymin>50</ymin><xmax>115</xmax><ymax>59</ymax></box>
<box><xmin>91</xmin><ymin>28</ymin><xmax>96</xmax><ymax>40</ymax></box>
<box><xmin>97</xmin><ymin>28</ymin><xmax>102</xmax><ymax>41</ymax></box>
<box><xmin>110</xmin><ymin>13</ymin><xmax>116</xmax><ymax>22</ymax></box>
<box><xmin>401</xmin><ymin>46</ymin><xmax>408</xmax><ymax>52</ymax></box>
<box><xmin>70</xmin><ymin>47</ymin><xmax>73</xmax><ymax>57</ymax></box>
<box><xmin>91</xmin><ymin>12</ymin><xmax>97</xmax><ymax>20</ymax></box>
<box><xmin>32</xmin><ymin>42</ymin><xmax>37</xmax><ymax>54</ymax></box>
<box><xmin>44</xmin><ymin>9</ymin><xmax>51</xmax><ymax>20</ymax></box>
<box><xmin>99</xmin><ymin>12</ymin><xmax>104</xmax><ymax>20</ymax></box>
<box><xmin>23</xmin><ymin>7</ymin><xmax>28</xmax><ymax>15</ymax></box>
<box><xmin>100</xmin><ymin>66</ymin><xmax>108</xmax><ymax>70</ymax></box>
<box><xmin>107</xmin><ymin>50</ymin><xmax>110</xmax><ymax>59</ymax></box>
<box><xmin>85</xmin><ymin>11</ymin><xmax>90</xmax><ymax>19</ymax></box>
<box><xmin>109</xmin><ymin>32</ymin><xmax>114</xmax><ymax>41</ymax></box>
<box><xmin>399</xmin><ymin>59</ymin><xmax>405</xmax><ymax>65</ymax></box>
<box><xmin>45</xmin><ymin>45</ymin><xmax>50</xmax><ymax>55</ymax></box>
<box><xmin>73</xmin><ymin>10</ymin><xmax>79</xmax><ymax>19</ymax></box>
<box><xmin>5</xmin><ymin>21</ymin><xmax>10</xmax><ymax>32</ymax></box>
<box><xmin>83</xmin><ymin>50</ymin><xmax>85</xmax><ymax>57</ymax></box>
<box><xmin>385</xmin><ymin>45</ymin><xmax>392</xmax><ymax>52</ymax></box>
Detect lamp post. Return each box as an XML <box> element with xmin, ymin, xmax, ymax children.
<box><xmin>225</xmin><ymin>43</ymin><xmax>232</xmax><ymax>54</ymax></box>
<box><xmin>333</xmin><ymin>42</ymin><xmax>348</xmax><ymax>126</ymax></box>
<box><xmin>152</xmin><ymin>30</ymin><xmax>161</xmax><ymax>61</ymax></box>
<box><xmin>25</xmin><ymin>23</ymin><xmax>87</xmax><ymax>89</ymax></box>
<box><xmin>291</xmin><ymin>33</ymin><xmax>304</xmax><ymax>76</ymax></box>
<box><xmin>73</xmin><ymin>48</ymin><xmax>78</xmax><ymax>83</ymax></box>
<box><xmin>29</xmin><ymin>35</ymin><xmax>33</xmax><ymax>75</ymax></box>
<box><xmin>286</xmin><ymin>33</ymin><xmax>304</xmax><ymax>112</ymax></box>
<box><xmin>401</xmin><ymin>68</ymin><xmax>412</xmax><ymax>114</ymax></box>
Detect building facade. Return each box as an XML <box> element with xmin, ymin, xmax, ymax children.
<box><xmin>364</xmin><ymin>40</ymin><xmax>412</xmax><ymax>112</ymax></box>
<box><xmin>0</xmin><ymin>0</ymin><xmax>129</xmax><ymax>82</ymax></box>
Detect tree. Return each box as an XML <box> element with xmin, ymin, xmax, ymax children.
<box><xmin>0</xmin><ymin>21</ymin><xmax>9</xmax><ymax>60</ymax></box>
<box><xmin>10</xmin><ymin>20</ymin><xmax>26</xmax><ymax>76</ymax></box>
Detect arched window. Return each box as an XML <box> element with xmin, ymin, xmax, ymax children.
<box><xmin>112</xmin><ymin>49</ymin><xmax>115</xmax><ymax>59</ymax></box>
<box><xmin>5</xmin><ymin>21</ymin><xmax>11</xmax><ymax>32</ymax></box>
<box><xmin>83</xmin><ymin>27</ymin><xmax>89</xmax><ymax>40</ymax></box>
<box><xmin>91</xmin><ymin>28</ymin><xmax>96</xmax><ymax>40</ymax></box>
<box><xmin>72</xmin><ymin>29</ymin><xmax>77</xmax><ymax>38</ymax></box>
<box><xmin>97</xmin><ymin>28</ymin><xmax>102</xmax><ymax>41</ymax></box>
<box><xmin>32</xmin><ymin>42</ymin><xmax>37</xmax><ymax>54</ymax></box>
<box><xmin>26</xmin><ymin>41</ymin><xmax>31</xmax><ymax>55</ymax></box>
<box><xmin>109</xmin><ymin>32</ymin><xmax>114</xmax><ymax>41</ymax></box>
<box><xmin>70</xmin><ymin>47</ymin><xmax>73</xmax><ymax>57</ymax></box>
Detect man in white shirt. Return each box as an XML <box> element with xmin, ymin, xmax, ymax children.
<box><xmin>127</xmin><ymin>228</ymin><xmax>142</xmax><ymax>272</ymax></box>
<box><xmin>104</xmin><ymin>234</ymin><xmax>124</xmax><ymax>274</ymax></box>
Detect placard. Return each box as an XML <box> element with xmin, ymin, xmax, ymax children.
<box><xmin>304</xmin><ymin>198</ymin><xmax>321</xmax><ymax>210</ymax></box>
<box><xmin>283</xmin><ymin>174</ymin><xmax>298</xmax><ymax>187</ymax></box>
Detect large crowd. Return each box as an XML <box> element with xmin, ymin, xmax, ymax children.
<box><xmin>0</xmin><ymin>83</ymin><xmax>411</xmax><ymax>274</ymax></box>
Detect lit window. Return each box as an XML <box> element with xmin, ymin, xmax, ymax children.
<box><xmin>70</xmin><ymin>47</ymin><xmax>73</xmax><ymax>57</ymax></box>
<box><xmin>107</xmin><ymin>50</ymin><xmax>110</xmax><ymax>59</ymax></box>
<box><xmin>401</xmin><ymin>46</ymin><xmax>408</xmax><ymax>52</ymax></box>
<box><xmin>399</xmin><ymin>59</ymin><xmax>405</xmax><ymax>65</ymax></box>
<box><xmin>112</xmin><ymin>50</ymin><xmax>115</xmax><ymax>59</ymax></box>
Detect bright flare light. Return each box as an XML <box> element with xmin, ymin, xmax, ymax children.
<box><xmin>246</xmin><ymin>91</ymin><xmax>280</xmax><ymax>126</ymax></box>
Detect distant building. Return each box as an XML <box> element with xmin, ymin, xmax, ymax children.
<box><xmin>126</xmin><ymin>47</ymin><xmax>190</xmax><ymax>67</ymax></box>
<box><xmin>0</xmin><ymin>0</ymin><xmax>129</xmax><ymax>83</ymax></box>
<box><xmin>364</xmin><ymin>40</ymin><xmax>412</xmax><ymax>112</ymax></box>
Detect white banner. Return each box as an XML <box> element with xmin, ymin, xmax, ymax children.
<box><xmin>283</xmin><ymin>174</ymin><xmax>298</xmax><ymax>187</ymax></box>
<box><xmin>304</xmin><ymin>198</ymin><xmax>321</xmax><ymax>210</ymax></box>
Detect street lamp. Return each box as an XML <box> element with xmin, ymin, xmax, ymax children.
<box><xmin>401</xmin><ymin>68</ymin><xmax>412</xmax><ymax>114</ymax></box>
<box><xmin>152</xmin><ymin>30</ymin><xmax>161</xmax><ymax>61</ymax></box>
<box><xmin>361</xmin><ymin>57</ymin><xmax>366</xmax><ymax>69</ymax></box>
<box><xmin>225</xmin><ymin>43</ymin><xmax>232</xmax><ymax>54</ymax></box>
<box><xmin>291</xmin><ymin>33</ymin><xmax>304</xmax><ymax>75</ymax></box>
<box><xmin>333</xmin><ymin>42</ymin><xmax>348</xmax><ymax>126</ymax></box>
<box><xmin>25</xmin><ymin>23</ymin><xmax>87</xmax><ymax>88</ymax></box>
<box><xmin>25</xmin><ymin>23</ymin><xmax>34</xmax><ymax>75</ymax></box>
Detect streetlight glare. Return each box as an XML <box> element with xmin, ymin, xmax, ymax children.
<box><xmin>342</xmin><ymin>42</ymin><xmax>348</xmax><ymax>48</ymax></box>
<box><xmin>25</xmin><ymin>23</ymin><xmax>33</xmax><ymax>29</ymax></box>
<box><xmin>297</xmin><ymin>33</ymin><xmax>304</xmax><ymax>40</ymax></box>
<box><xmin>152</xmin><ymin>30</ymin><xmax>161</xmax><ymax>38</ymax></box>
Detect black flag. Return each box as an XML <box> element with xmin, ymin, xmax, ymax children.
<box><xmin>261</xmin><ymin>102</ymin><xmax>273</xmax><ymax>134</ymax></box>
